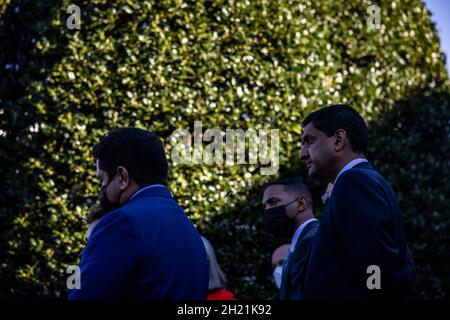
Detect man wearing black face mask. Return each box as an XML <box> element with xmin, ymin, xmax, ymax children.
<box><xmin>69</xmin><ymin>127</ymin><xmax>208</xmax><ymax>300</ymax></box>
<box><xmin>262</xmin><ymin>179</ymin><xmax>319</xmax><ymax>300</ymax></box>
<box><xmin>98</xmin><ymin>178</ymin><xmax>122</xmax><ymax>213</ymax></box>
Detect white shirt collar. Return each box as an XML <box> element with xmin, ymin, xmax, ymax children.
<box><xmin>129</xmin><ymin>184</ymin><xmax>167</xmax><ymax>201</ymax></box>
<box><xmin>334</xmin><ymin>158</ymin><xmax>368</xmax><ymax>184</ymax></box>
<box><xmin>290</xmin><ymin>218</ymin><xmax>318</xmax><ymax>253</ymax></box>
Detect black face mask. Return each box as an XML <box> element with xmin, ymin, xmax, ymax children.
<box><xmin>99</xmin><ymin>177</ymin><xmax>123</xmax><ymax>213</ymax></box>
<box><xmin>263</xmin><ymin>198</ymin><xmax>299</xmax><ymax>238</ymax></box>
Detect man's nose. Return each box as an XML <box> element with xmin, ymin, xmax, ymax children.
<box><xmin>299</xmin><ymin>146</ymin><xmax>309</xmax><ymax>161</ymax></box>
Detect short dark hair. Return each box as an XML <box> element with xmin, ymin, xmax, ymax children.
<box><xmin>302</xmin><ymin>104</ymin><xmax>368</xmax><ymax>155</ymax></box>
<box><xmin>92</xmin><ymin>127</ymin><xmax>168</xmax><ymax>186</ymax></box>
<box><xmin>265</xmin><ymin>178</ymin><xmax>313</xmax><ymax>209</ymax></box>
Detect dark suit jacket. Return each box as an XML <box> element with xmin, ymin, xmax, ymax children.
<box><xmin>279</xmin><ymin>220</ymin><xmax>319</xmax><ymax>300</ymax></box>
<box><xmin>302</xmin><ymin>162</ymin><xmax>416</xmax><ymax>299</ymax></box>
<box><xmin>69</xmin><ymin>185</ymin><xmax>208</xmax><ymax>300</ymax></box>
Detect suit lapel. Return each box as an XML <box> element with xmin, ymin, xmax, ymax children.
<box><xmin>295</xmin><ymin>220</ymin><xmax>319</xmax><ymax>249</ymax></box>
<box><xmin>283</xmin><ymin>222</ymin><xmax>318</xmax><ymax>279</ymax></box>
<box><xmin>293</xmin><ymin>220</ymin><xmax>319</xmax><ymax>267</ymax></box>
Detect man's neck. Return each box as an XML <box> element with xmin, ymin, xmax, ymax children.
<box><xmin>294</xmin><ymin>212</ymin><xmax>314</xmax><ymax>229</ymax></box>
<box><xmin>328</xmin><ymin>154</ymin><xmax>365</xmax><ymax>184</ymax></box>
<box><xmin>121</xmin><ymin>183</ymin><xmax>140</xmax><ymax>204</ymax></box>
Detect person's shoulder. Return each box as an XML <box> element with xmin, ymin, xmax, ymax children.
<box><xmin>337</xmin><ymin>163</ymin><xmax>380</xmax><ymax>188</ymax></box>
<box><xmin>120</xmin><ymin>194</ymin><xmax>189</xmax><ymax>231</ymax></box>
<box><xmin>303</xmin><ymin>220</ymin><xmax>319</xmax><ymax>238</ymax></box>
<box><xmin>208</xmin><ymin>288</ymin><xmax>236</xmax><ymax>300</ymax></box>
<box><xmin>92</xmin><ymin>205</ymin><xmax>143</xmax><ymax>235</ymax></box>
<box><xmin>295</xmin><ymin>223</ymin><xmax>319</xmax><ymax>250</ymax></box>
<box><xmin>126</xmin><ymin>191</ymin><xmax>178</xmax><ymax>213</ymax></box>
<box><xmin>299</xmin><ymin>230</ymin><xmax>316</xmax><ymax>246</ymax></box>
<box><xmin>87</xmin><ymin>208</ymin><xmax>142</xmax><ymax>246</ymax></box>
<box><xmin>119</xmin><ymin>196</ymin><xmax>161</xmax><ymax>219</ymax></box>
<box><xmin>345</xmin><ymin>163</ymin><xmax>392</xmax><ymax>189</ymax></box>
<box><xmin>309</xmin><ymin>219</ymin><xmax>320</xmax><ymax>229</ymax></box>
<box><xmin>334</xmin><ymin>163</ymin><xmax>395</xmax><ymax>204</ymax></box>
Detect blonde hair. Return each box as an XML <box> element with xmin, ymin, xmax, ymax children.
<box><xmin>201</xmin><ymin>236</ymin><xmax>227</xmax><ymax>291</ymax></box>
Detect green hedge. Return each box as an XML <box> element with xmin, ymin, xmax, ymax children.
<box><xmin>0</xmin><ymin>0</ymin><xmax>448</xmax><ymax>299</ymax></box>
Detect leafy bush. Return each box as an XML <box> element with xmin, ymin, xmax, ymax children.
<box><xmin>0</xmin><ymin>0</ymin><xmax>448</xmax><ymax>299</ymax></box>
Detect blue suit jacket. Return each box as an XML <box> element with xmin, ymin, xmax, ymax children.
<box><xmin>279</xmin><ymin>220</ymin><xmax>319</xmax><ymax>300</ymax></box>
<box><xmin>302</xmin><ymin>162</ymin><xmax>416</xmax><ymax>299</ymax></box>
<box><xmin>69</xmin><ymin>186</ymin><xmax>208</xmax><ymax>300</ymax></box>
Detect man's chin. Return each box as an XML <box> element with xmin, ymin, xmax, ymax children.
<box><xmin>306</xmin><ymin>164</ymin><xmax>323</xmax><ymax>178</ymax></box>
<box><xmin>309</xmin><ymin>167</ymin><xmax>325</xmax><ymax>180</ymax></box>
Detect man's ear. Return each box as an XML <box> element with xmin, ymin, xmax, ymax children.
<box><xmin>116</xmin><ymin>166</ymin><xmax>130</xmax><ymax>190</ymax></box>
<box><xmin>334</xmin><ymin>129</ymin><xmax>347</xmax><ymax>152</ymax></box>
<box><xmin>297</xmin><ymin>196</ymin><xmax>308</xmax><ymax>212</ymax></box>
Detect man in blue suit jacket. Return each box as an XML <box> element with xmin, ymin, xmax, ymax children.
<box><xmin>69</xmin><ymin>128</ymin><xmax>208</xmax><ymax>300</ymax></box>
<box><xmin>262</xmin><ymin>179</ymin><xmax>319</xmax><ymax>300</ymax></box>
<box><xmin>299</xmin><ymin>105</ymin><xmax>416</xmax><ymax>299</ymax></box>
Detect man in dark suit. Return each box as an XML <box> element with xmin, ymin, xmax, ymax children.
<box><xmin>262</xmin><ymin>179</ymin><xmax>319</xmax><ymax>300</ymax></box>
<box><xmin>69</xmin><ymin>128</ymin><xmax>208</xmax><ymax>300</ymax></box>
<box><xmin>299</xmin><ymin>104</ymin><xmax>416</xmax><ymax>299</ymax></box>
